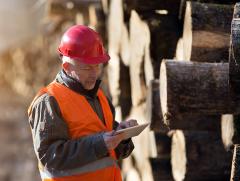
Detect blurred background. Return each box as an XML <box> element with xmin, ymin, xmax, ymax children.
<box><xmin>0</xmin><ymin>0</ymin><xmax>238</xmax><ymax>181</ymax></box>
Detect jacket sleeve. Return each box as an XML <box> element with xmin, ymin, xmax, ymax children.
<box><xmin>28</xmin><ymin>93</ymin><xmax>109</xmax><ymax>171</ymax></box>
<box><xmin>107</xmin><ymin>98</ymin><xmax>134</xmax><ymax>160</ymax></box>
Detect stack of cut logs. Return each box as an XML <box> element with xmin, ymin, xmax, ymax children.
<box><xmin>106</xmin><ymin>0</ymin><xmax>239</xmax><ymax>180</ymax></box>
<box><xmin>4</xmin><ymin>0</ymin><xmax>240</xmax><ymax>180</ymax></box>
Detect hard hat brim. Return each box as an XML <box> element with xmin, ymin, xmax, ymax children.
<box><xmin>58</xmin><ymin>49</ymin><xmax>110</xmax><ymax>64</ymax></box>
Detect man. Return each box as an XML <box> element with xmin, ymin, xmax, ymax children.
<box><xmin>28</xmin><ymin>25</ymin><xmax>137</xmax><ymax>181</ymax></box>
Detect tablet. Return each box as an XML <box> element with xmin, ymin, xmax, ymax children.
<box><xmin>114</xmin><ymin>123</ymin><xmax>150</xmax><ymax>140</ymax></box>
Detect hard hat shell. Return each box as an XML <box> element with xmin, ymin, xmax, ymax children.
<box><xmin>58</xmin><ymin>25</ymin><xmax>110</xmax><ymax>64</ymax></box>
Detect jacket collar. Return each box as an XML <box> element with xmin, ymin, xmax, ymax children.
<box><xmin>55</xmin><ymin>70</ymin><xmax>101</xmax><ymax>98</ymax></box>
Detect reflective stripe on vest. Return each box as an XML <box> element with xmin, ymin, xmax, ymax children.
<box><xmin>39</xmin><ymin>157</ymin><xmax>118</xmax><ymax>180</ymax></box>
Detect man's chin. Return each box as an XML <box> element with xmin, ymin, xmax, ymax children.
<box><xmin>84</xmin><ymin>82</ymin><xmax>96</xmax><ymax>90</ymax></box>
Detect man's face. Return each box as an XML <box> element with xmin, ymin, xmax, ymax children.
<box><xmin>66</xmin><ymin>60</ymin><xmax>102</xmax><ymax>90</ymax></box>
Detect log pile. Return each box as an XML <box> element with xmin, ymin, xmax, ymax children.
<box><xmin>106</xmin><ymin>0</ymin><xmax>180</xmax><ymax>180</ymax></box>
<box><xmin>39</xmin><ymin>1</ymin><xmax>240</xmax><ymax>180</ymax></box>
<box><xmin>160</xmin><ymin>1</ymin><xmax>238</xmax><ymax>181</ymax></box>
<box><xmin>105</xmin><ymin>0</ymin><xmax>239</xmax><ymax>180</ymax></box>
<box><xmin>164</xmin><ymin>2</ymin><xmax>236</xmax><ymax>180</ymax></box>
<box><xmin>106</xmin><ymin>0</ymin><xmax>184</xmax><ymax>180</ymax></box>
<box><xmin>3</xmin><ymin>0</ymin><xmax>238</xmax><ymax>180</ymax></box>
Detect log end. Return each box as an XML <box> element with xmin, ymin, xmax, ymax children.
<box><xmin>234</xmin><ymin>3</ymin><xmax>240</xmax><ymax>18</ymax></box>
<box><xmin>183</xmin><ymin>1</ymin><xmax>192</xmax><ymax>61</ymax></box>
<box><xmin>221</xmin><ymin>114</ymin><xmax>234</xmax><ymax>150</ymax></box>
<box><xmin>160</xmin><ymin>60</ymin><xmax>169</xmax><ymax>125</ymax></box>
<box><xmin>171</xmin><ymin>130</ymin><xmax>187</xmax><ymax>181</ymax></box>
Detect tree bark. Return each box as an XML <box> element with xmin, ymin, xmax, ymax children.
<box><xmin>183</xmin><ymin>2</ymin><xmax>233</xmax><ymax>63</ymax></box>
<box><xmin>123</xmin><ymin>0</ymin><xmax>182</xmax><ymax>16</ymax></box>
<box><xmin>147</xmin><ymin>79</ymin><xmax>221</xmax><ymax>131</ymax></box>
<box><xmin>154</xmin><ymin>132</ymin><xmax>171</xmax><ymax>159</ymax></box>
<box><xmin>141</xmin><ymin>12</ymin><xmax>181</xmax><ymax>78</ymax></box>
<box><xmin>159</xmin><ymin>60</ymin><xmax>240</xmax><ymax>124</ymax></box>
<box><xmin>229</xmin><ymin>15</ymin><xmax>240</xmax><ymax>105</ymax></box>
<box><xmin>168</xmin><ymin>115</ymin><xmax>221</xmax><ymax>132</ymax></box>
<box><xmin>149</xmin><ymin>158</ymin><xmax>174</xmax><ymax>181</ymax></box>
<box><xmin>171</xmin><ymin>130</ymin><xmax>232</xmax><ymax>181</ymax></box>
<box><xmin>230</xmin><ymin>144</ymin><xmax>240</xmax><ymax>181</ymax></box>
<box><xmin>146</xmin><ymin>79</ymin><xmax>169</xmax><ymax>132</ymax></box>
<box><xmin>179</xmin><ymin>0</ymin><xmax>237</xmax><ymax>20</ymax></box>
<box><xmin>119</xmin><ymin>60</ymin><xmax>132</xmax><ymax>119</ymax></box>
<box><xmin>227</xmin><ymin>12</ymin><xmax>240</xmax><ymax>181</ymax></box>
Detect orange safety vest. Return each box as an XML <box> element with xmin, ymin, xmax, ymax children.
<box><xmin>28</xmin><ymin>82</ymin><xmax>122</xmax><ymax>181</ymax></box>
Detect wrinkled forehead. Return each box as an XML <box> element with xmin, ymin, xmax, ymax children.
<box><xmin>73</xmin><ymin>60</ymin><xmax>102</xmax><ymax>68</ymax></box>
<box><xmin>62</xmin><ymin>56</ymin><xmax>102</xmax><ymax>67</ymax></box>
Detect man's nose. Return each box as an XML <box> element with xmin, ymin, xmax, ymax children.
<box><xmin>90</xmin><ymin>67</ymin><xmax>99</xmax><ymax>77</ymax></box>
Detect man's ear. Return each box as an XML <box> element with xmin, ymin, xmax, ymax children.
<box><xmin>62</xmin><ymin>62</ymin><xmax>70</xmax><ymax>72</ymax></box>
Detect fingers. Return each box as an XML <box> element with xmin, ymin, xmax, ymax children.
<box><xmin>115</xmin><ymin>132</ymin><xmax>124</xmax><ymax>140</ymax></box>
<box><xmin>116</xmin><ymin>122</ymin><xmax>126</xmax><ymax>130</ymax></box>
<box><xmin>103</xmin><ymin>132</ymin><xmax>124</xmax><ymax>150</ymax></box>
<box><xmin>128</xmin><ymin>119</ymin><xmax>138</xmax><ymax>127</ymax></box>
<box><xmin>105</xmin><ymin>130</ymin><xmax>116</xmax><ymax>136</ymax></box>
<box><xmin>119</xmin><ymin>119</ymin><xmax>138</xmax><ymax>128</ymax></box>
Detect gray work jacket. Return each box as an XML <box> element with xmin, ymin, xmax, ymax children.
<box><xmin>28</xmin><ymin>70</ymin><xmax>134</xmax><ymax>171</ymax></box>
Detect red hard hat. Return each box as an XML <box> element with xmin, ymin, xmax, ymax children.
<box><xmin>58</xmin><ymin>25</ymin><xmax>110</xmax><ymax>64</ymax></box>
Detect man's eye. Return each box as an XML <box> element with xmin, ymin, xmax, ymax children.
<box><xmin>77</xmin><ymin>66</ymin><xmax>90</xmax><ymax>70</ymax></box>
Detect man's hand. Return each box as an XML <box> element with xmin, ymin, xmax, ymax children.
<box><xmin>116</xmin><ymin>119</ymin><xmax>138</xmax><ymax>130</ymax></box>
<box><xmin>103</xmin><ymin>131</ymin><xmax>124</xmax><ymax>151</ymax></box>
<box><xmin>103</xmin><ymin>120</ymin><xmax>138</xmax><ymax>151</ymax></box>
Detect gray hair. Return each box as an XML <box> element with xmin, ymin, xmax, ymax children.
<box><xmin>62</xmin><ymin>56</ymin><xmax>76</xmax><ymax>65</ymax></box>
<box><xmin>61</xmin><ymin>56</ymin><xmax>104</xmax><ymax>68</ymax></box>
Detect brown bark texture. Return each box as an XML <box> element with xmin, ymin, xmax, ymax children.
<box><xmin>146</xmin><ymin>79</ymin><xmax>169</xmax><ymax>132</ymax></box>
<box><xmin>230</xmin><ymin>144</ymin><xmax>240</xmax><ymax>181</ymax></box>
<box><xmin>123</xmin><ymin>0</ymin><xmax>182</xmax><ymax>16</ymax></box>
<box><xmin>160</xmin><ymin>60</ymin><xmax>240</xmax><ymax>125</ymax></box>
<box><xmin>148</xmin><ymin>79</ymin><xmax>221</xmax><ymax>131</ymax></box>
<box><xmin>149</xmin><ymin>158</ymin><xmax>174</xmax><ymax>181</ymax></box>
<box><xmin>229</xmin><ymin>15</ymin><xmax>240</xmax><ymax>104</ymax></box>
<box><xmin>154</xmin><ymin>133</ymin><xmax>171</xmax><ymax>159</ymax></box>
<box><xmin>183</xmin><ymin>2</ymin><xmax>233</xmax><ymax>62</ymax></box>
<box><xmin>171</xmin><ymin>130</ymin><xmax>232</xmax><ymax>181</ymax></box>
